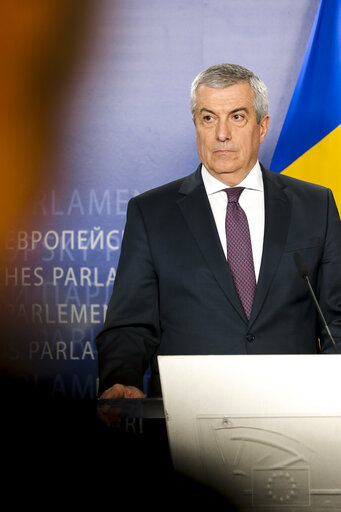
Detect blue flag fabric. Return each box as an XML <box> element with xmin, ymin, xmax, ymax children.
<box><xmin>271</xmin><ymin>0</ymin><xmax>341</xmax><ymax>173</ymax></box>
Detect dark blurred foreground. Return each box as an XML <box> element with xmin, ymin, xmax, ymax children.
<box><xmin>1</xmin><ymin>374</ymin><xmax>240</xmax><ymax>510</ymax></box>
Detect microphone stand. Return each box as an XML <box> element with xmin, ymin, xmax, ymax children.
<box><xmin>294</xmin><ymin>252</ymin><xmax>338</xmax><ymax>354</ymax></box>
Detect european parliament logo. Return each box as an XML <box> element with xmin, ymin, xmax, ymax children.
<box><xmin>195</xmin><ymin>415</ymin><xmax>341</xmax><ymax>511</ymax></box>
<box><xmin>252</xmin><ymin>468</ymin><xmax>310</xmax><ymax>507</ymax></box>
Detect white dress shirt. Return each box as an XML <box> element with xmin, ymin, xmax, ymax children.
<box><xmin>201</xmin><ymin>162</ymin><xmax>265</xmax><ymax>282</ymax></box>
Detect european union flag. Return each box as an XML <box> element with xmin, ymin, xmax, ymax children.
<box><xmin>270</xmin><ymin>0</ymin><xmax>341</xmax><ymax>211</ymax></box>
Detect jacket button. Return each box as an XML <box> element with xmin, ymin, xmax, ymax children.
<box><xmin>246</xmin><ymin>333</ymin><xmax>255</xmax><ymax>343</ymax></box>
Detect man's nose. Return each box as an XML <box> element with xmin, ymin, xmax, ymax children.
<box><xmin>216</xmin><ymin>119</ymin><xmax>231</xmax><ymax>141</ymax></box>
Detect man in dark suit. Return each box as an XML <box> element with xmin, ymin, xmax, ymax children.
<box><xmin>96</xmin><ymin>63</ymin><xmax>341</xmax><ymax>407</ymax></box>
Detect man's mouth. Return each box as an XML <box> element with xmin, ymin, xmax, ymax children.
<box><xmin>213</xmin><ymin>148</ymin><xmax>236</xmax><ymax>154</ymax></box>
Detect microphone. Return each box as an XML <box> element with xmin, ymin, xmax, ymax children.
<box><xmin>294</xmin><ymin>252</ymin><xmax>338</xmax><ymax>354</ymax></box>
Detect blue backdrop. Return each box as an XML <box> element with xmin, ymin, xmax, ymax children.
<box><xmin>3</xmin><ymin>0</ymin><xmax>320</xmax><ymax>400</ymax></box>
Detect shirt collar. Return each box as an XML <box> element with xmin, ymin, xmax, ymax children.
<box><xmin>201</xmin><ymin>161</ymin><xmax>264</xmax><ymax>195</ymax></box>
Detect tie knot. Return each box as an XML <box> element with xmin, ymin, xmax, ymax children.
<box><xmin>225</xmin><ymin>187</ymin><xmax>244</xmax><ymax>203</ymax></box>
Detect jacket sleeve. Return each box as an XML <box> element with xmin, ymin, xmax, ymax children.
<box><xmin>95</xmin><ymin>197</ymin><xmax>160</xmax><ymax>395</ymax></box>
<box><xmin>318</xmin><ymin>189</ymin><xmax>341</xmax><ymax>353</ymax></box>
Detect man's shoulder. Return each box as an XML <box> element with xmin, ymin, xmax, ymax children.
<box><xmin>262</xmin><ymin>166</ymin><xmax>331</xmax><ymax>195</ymax></box>
<box><xmin>133</xmin><ymin>166</ymin><xmax>202</xmax><ymax>205</ymax></box>
<box><xmin>137</xmin><ymin>176</ymin><xmax>186</xmax><ymax>199</ymax></box>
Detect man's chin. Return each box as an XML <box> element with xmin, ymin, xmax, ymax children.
<box><xmin>209</xmin><ymin>167</ymin><xmax>241</xmax><ymax>177</ymax></box>
<box><xmin>206</xmin><ymin>166</ymin><xmax>247</xmax><ymax>186</ymax></box>
<box><xmin>209</xmin><ymin>155</ymin><xmax>240</xmax><ymax>173</ymax></box>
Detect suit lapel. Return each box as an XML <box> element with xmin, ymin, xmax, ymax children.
<box><xmin>177</xmin><ymin>166</ymin><xmax>291</xmax><ymax>326</ymax></box>
<box><xmin>249</xmin><ymin>168</ymin><xmax>291</xmax><ymax>325</ymax></box>
<box><xmin>177</xmin><ymin>167</ymin><xmax>247</xmax><ymax>322</ymax></box>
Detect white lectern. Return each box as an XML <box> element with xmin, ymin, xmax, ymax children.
<box><xmin>158</xmin><ymin>354</ymin><xmax>341</xmax><ymax>511</ymax></box>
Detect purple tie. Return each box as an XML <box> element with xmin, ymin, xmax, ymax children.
<box><xmin>225</xmin><ymin>187</ymin><xmax>256</xmax><ymax>319</ymax></box>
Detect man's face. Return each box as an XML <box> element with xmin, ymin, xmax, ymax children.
<box><xmin>194</xmin><ymin>82</ymin><xmax>270</xmax><ymax>186</ymax></box>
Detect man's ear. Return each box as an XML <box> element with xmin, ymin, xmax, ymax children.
<box><xmin>259</xmin><ymin>115</ymin><xmax>270</xmax><ymax>144</ymax></box>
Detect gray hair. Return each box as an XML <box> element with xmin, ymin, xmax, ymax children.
<box><xmin>190</xmin><ymin>63</ymin><xmax>268</xmax><ymax>123</ymax></box>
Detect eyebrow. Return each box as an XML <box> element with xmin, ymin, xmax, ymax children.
<box><xmin>199</xmin><ymin>106</ymin><xmax>249</xmax><ymax>115</ymax></box>
<box><xmin>230</xmin><ymin>107</ymin><xmax>249</xmax><ymax>115</ymax></box>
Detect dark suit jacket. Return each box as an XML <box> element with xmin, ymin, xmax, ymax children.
<box><xmin>96</xmin><ymin>165</ymin><xmax>341</xmax><ymax>396</ymax></box>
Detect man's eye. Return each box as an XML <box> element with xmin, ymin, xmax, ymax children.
<box><xmin>203</xmin><ymin>115</ymin><xmax>214</xmax><ymax>122</ymax></box>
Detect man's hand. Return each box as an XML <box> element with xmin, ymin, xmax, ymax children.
<box><xmin>97</xmin><ymin>384</ymin><xmax>145</xmax><ymax>427</ymax></box>
<box><xmin>100</xmin><ymin>383</ymin><xmax>145</xmax><ymax>399</ymax></box>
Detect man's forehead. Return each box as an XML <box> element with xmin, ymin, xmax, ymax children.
<box><xmin>197</xmin><ymin>81</ymin><xmax>253</xmax><ymax>96</ymax></box>
<box><xmin>195</xmin><ymin>82</ymin><xmax>255</xmax><ymax>111</ymax></box>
